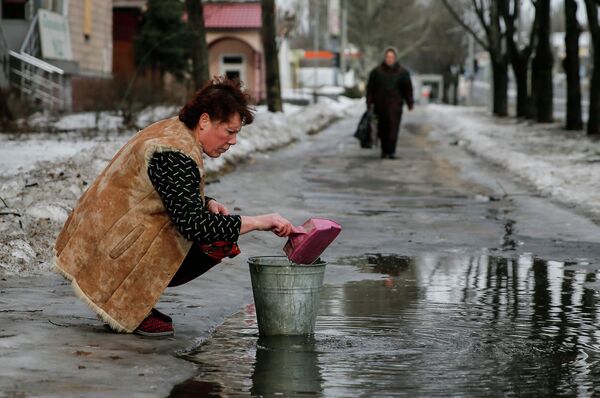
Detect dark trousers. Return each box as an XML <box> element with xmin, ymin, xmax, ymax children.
<box><xmin>167</xmin><ymin>245</ymin><xmax>220</xmax><ymax>287</ymax></box>
<box><xmin>377</xmin><ymin>111</ymin><xmax>402</xmax><ymax>156</ymax></box>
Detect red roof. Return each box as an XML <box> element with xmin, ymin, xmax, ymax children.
<box><xmin>203</xmin><ymin>2</ymin><xmax>262</xmax><ymax>29</ymax></box>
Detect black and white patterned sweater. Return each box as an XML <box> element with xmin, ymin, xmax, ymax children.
<box><xmin>147</xmin><ymin>151</ymin><xmax>241</xmax><ymax>243</ymax></box>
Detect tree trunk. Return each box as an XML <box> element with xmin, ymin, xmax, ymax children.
<box><xmin>584</xmin><ymin>0</ymin><xmax>600</xmax><ymax>135</ymax></box>
<box><xmin>492</xmin><ymin>57</ymin><xmax>509</xmax><ymax>117</ymax></box>
<box><xmin>564</xmin><ymin>0</ymin><xmax>583</xmax><ymax>130</ymax></box>
<box><xmin>589</xmin><ymin>51</ymin><xmax>600</xmax><ymax>135</ymax></box>
<box><xmin>512</xmin><ymin>55</ymin><xmax>531</xmax><ymax>118</ymax></box>
<box><xmin>442</xmin><ymin>68</ymin><xmax>451</xmax><ymax>104</ymax></box>
<box><xmin>186</xmin><ymin>0</ymin><xmax>210</xmax><ymax>90</ymax></box>
<box><xmin>489</xmin><ymin>0</ymin><xmax>508</xmax><ymax>117</ymax></box>
<box><xmin>261</xmin><ymin>0</ymin><xmax>283</xmax><ymax>112</ymax></box>
<box><xmin>532</xmin><ymin>0</ymin><xmax>553</xmax><ymax>123</ymax></box>
<box><xmin>526</xmin><ymin>58</ymin><xmax>538</xmax><ymax>119</ymax></box>
<box><xmin>503</xmin><ymin>0</ymin><xmax>534</xmax><ymax>118</ymax></box>
<box><xmin>0</xmin><ymin>87</ymin><xmax>13</xmax><ymax>126</ymax></box>
<box><xmin>452</xmin><ymin>76</ymin><xmax>459</xmax><ymax>105</ymax></box>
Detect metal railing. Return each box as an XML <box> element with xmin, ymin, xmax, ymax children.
<box><xmin>8</xmin><ymin>14</ymin><xmax>66</xmax><ymax>110</ymax></box>
<box><xmin>9</xmin><ymin>51</ymin><xmax>64</xmax><ymax>110</ymax></box>
<box><xmin>20</xmin><ymin>14</ymin><xmax>41</xmax><ymax>57</ymax></box>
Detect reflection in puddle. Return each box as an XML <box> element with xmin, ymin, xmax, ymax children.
<box><xmin>337</xmin><ymin>253</ymin><xmax>411</xmax><ymax>275</ymax></box>
<box><xmin>252</xmin><ymin>336</ymin><xmax>323</xmax><ymax>396</ymax></box>
<box><xmin>167</xmin><ymin>379</ymin><xmax>223</xmax><ymax>397</ymax></box>
<box><xmin>173</xmin><ymin>253</ymin><xmax>600</xmax><ymax>396</ymax></box>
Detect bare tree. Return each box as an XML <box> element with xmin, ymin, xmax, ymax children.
<box><xmin>531</xmin><ymin>0</ymin><xmax>554</xmax><ymax>122</ymax></box>
<box><xmin>186</xmin><ymin>0</ymin><xmax>210</xmax><ymax>90</ymax></box>
<box><xmin>288</xmin><ymin>0</ymin><xmax>463</xmax><ymax>99</ymax></box>
<box><xmin>262</xmin><ymin>0</ymin><xmax>283</xmax><ymax>112</ymax></box>
<box><xmin>346</xmin><ymin>0</ymin><xmax>388</xmax><ymax>78</ymax></box>
<box><xmin>502</xmin><ymin>0</ymin><xmax>536</xmax><ymax>118</ymax></box>
<box><xmin>583</xmin><ymin>0</ymin><xmax>600</xmax><ymax>135</ymax></box>
<box><xmin>442</xmin><ymin>0</ymin><xmax>509</xmax><ymax>116</ymax></box>
<box><xmin>563</xmin><ymin>0</ymin><xmax>583</xmax><ymax>130</ymax></box>
<box><xmin>411</xmin><ymin>6</ymin><xmax>468</xmax><ymax>104</ymax></box>
<box><xmin>347</xmin><ymin>0</ymin><xmax>431</xmax><ymax>79</ymax></box>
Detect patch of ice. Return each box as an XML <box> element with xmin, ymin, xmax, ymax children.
<box><xmin>8</xmin><ymin>239</ymin><xmax>36</xmax><ymax>262</ymax></box>
<box><xmin>53</xmin><ymin>112</ymin><xmax>123</xmax><ymax>131</ymax></box>
<box><xmin>27</xmin><ymin>203</ymin><xmax>69</xmax><ymax>222</ymax></box>
<box><xmin>427</xmin><ymin>104</ymin><xmax>600</xmax><ymax>217</ymax></box>
<box><xmin>0</xmin><ymin>137</ymin><xmax>100</xmax><ymax>177</ymax></box>
<box><xmin>136</xmin><ymin>105</ymin><xmax>179</xmax><ymax>127</ymax></box>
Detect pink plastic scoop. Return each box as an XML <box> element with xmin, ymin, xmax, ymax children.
<box><xmin>283</xmin><ymin>218</ymin><xmax>342</xmax><ymax>264</ymax></box>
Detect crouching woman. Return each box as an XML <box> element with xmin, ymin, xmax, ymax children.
<box><xmin>53</xmin><ymin>77</ymin><xmax>293</xmax><ymax>336</ymax></box>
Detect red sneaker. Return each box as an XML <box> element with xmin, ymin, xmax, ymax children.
<box><xmin>150</xmin><ymin>308</ymin><xmax>172</xmax><ymax>323</ymax></box>
<box><xmin>134</xmin><ymin>309</ymin><xmax>174</xmax><ymax>337</ymax></box>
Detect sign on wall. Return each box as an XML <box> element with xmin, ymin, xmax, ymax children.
<box><xmin>38</xmin><ymin>9</ymin><xmax>73</xmax><ymax>61</ymax></box>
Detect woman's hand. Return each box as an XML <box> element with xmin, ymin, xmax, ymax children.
<box><xmin>206</xmin><ymin>200</ymin><xmax>230</xmax><ymax>215</ymax></box>
<box><xmin>265</xmin><ymin>213</ymin><xmax>294</xmax><ymax>237</ymax></box>
<box><xmin>240</xmin><ymin>213</ymin><xmax>294</xmax><ymax>237</ymax></box>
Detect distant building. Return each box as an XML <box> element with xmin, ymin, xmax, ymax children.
<box><xmin>0</xmin><ymin>0</ymin><xmax>112</xmax><ymax>110</ymax></box>
<box><xmin>295</xmin><ymin>49</ymin><xmax>356</xmax><ymax>90</ymax></box>
<box><xmin>1</xmin><ymin>0</ymin><xmax>289</xmax><ymax>111</ymax></box>
<box><xmin>204</xmin><ymin>2</ymin><xmax>265</xmax><ymax>101</ymax></box>
<box><xmin>112</xmin><ymin>0</ymin><xmax>144</xmax><ymax>80</ymax></box>
<box><xmin>112</xmin><ymin>1</ymin><xmax>267</xmax><ymax>102</ymax></box>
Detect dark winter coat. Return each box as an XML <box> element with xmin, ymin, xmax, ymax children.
<box><xmin>366</xmin><ymin>62</ymin><xmax>414</xmax><ymax>155</ymax></box>
<box><xmin>366</xmin><ymin>62</ymin><xmax>414</xmax><ymax>115</ymax></box>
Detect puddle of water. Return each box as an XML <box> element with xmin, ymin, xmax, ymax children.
<box><xmin>502</xmin><ymin>219</ymin><xmax>517</xmax><ymax>250</ymax></box>
<box><xmin>167</xmin><ymin>379</ymin><xmax>223</xmax><ymax>397</ymax></box>
<box><xmin>171</xmin><ymin>253</ymin><xmax>600</xmax><ymax>397</ymax></box>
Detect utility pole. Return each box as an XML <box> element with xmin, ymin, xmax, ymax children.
<box><xmin>340</xmin><ymin>0</ymin><xmax>347</xmax><ymax>87</ymax></box>
<box><xmin>312</xmin><ymin>0</ymin><xmax>319</xmax><ymax>103</ymax></box>
<box><xmin>261</xmin><ymin>0</ymin><xmax>283</xmax><ymax>112</ymax></box>
<box><xmin>467</xmin><ymin>33</ymin><xmax>474</xmax><ymax>106</ymax></box>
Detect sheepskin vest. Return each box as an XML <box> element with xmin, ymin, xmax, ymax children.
<box><xmin>53</xmin><ymin>117</ymin><xmax>205</xmax><ymax>333</ymax></box>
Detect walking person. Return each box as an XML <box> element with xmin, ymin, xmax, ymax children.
<box><xmin>53</xmin><ymin>77</ymin><xmax>294</xmax><ymax>337</ymax></box>
<box><xmin>366</xmin><ymin>47</ymin><xmax>414</xmax><ymax>159</ymax></box>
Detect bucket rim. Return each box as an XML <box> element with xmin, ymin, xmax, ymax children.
<box><xmin>248</xmin><ymin>255</ymin><xmax>327</xmax><ymax>267</ymax></box>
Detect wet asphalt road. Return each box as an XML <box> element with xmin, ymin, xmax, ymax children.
<box><xmin>173</xmin><ymin>108</ymin><xmax>600</xmax><ymax>397</ymax></box>
<box><xmin>225</xmin><ymin>107</ymin><xmax>600</xmax><ymax>263</ymax></box>
<box><xmin>4</xmin><ymin>107</ymin><xmax>600</xmax><ymax>397</ymax></box>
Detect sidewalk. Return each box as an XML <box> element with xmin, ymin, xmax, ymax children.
<box><xmin>426</xmin><ymin>105</ymin><xmax>600</xmax><ymax>221</ymax></box>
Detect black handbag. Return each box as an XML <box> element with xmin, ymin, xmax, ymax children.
<box><xmin>354</xmin><ymin>109</ymin><xmax>377</xmax><ymax>148</ymax></box>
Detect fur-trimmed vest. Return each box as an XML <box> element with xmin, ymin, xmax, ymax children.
<box><xmin>53</xmin><ymin>117</ymin><xmax>205</xmax><ymax>332</ymax></box>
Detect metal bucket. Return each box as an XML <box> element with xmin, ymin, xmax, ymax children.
<box><xmin>248</xmin><ymin>256</ymin><xmax>326</xmax><ymax>336</ymax></box>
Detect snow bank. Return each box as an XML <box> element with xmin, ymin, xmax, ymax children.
<box><xmin>427</xmin><ymin>104</ymin><xmax>600</xmax><ymax>217</ymax></box>
<box><xmin>0</xmin><ymin>98</ymin><xmax>361</xmax><ymax>276</ymax></box>
<box><xmin>204</xmin><ymin>97</ymin><xmax>359</xmax><ymax>172</ymax></box>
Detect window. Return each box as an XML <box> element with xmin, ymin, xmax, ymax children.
<box><xmin>2</xmin><ymin>0</ymin><xmax>27</xmax><ymax>19</ymax></box>
<box><xmin>225</xmin><ymin>70</ymin><xmax>240</xmax><ymax>80</ymax></box>
<box><xmin>220</xmin><ymin>54</ymin><xmax>244</xmax><ymax>82</ymax></box>
<box><xmin>2</xmin><ymin>0</ymin><xmax>67</xmax><ymax>20</ymax></box>
<box><xmin>223</xmin><ymin>56</ymin><xmax>243</xmax><ymax>64</ymax></box>
<box><xmin>39</xmin><ymin>0</ymin><xmax>65</xmax><ymax>14</ymax></box>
